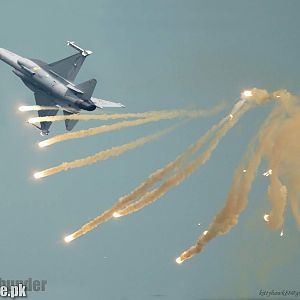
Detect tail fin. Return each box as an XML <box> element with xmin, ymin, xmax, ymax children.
<box><xmin>63</xmin><ymin>110</ymin><xmax>79</xmax><ymax>131</ymax></box>
<box><xmin>75</xmin><ymin>79</ymin><xmax>97</xmax><ymax>101</ymax></box>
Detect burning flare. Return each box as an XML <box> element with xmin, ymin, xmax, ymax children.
<box><xmin>19</xmin><ymin>105</ymin><xmax>59</xmax><ymax>112</ymax></box>
<box><xmin>113</xmin><ymin>212</ymin><xmax>122</xmax><ymax>218</ymax></box>
<box><xmin>33</xmin><ymin>171</ymin><xmax>44</xmax><ymax>180</ymax></box>
<box><xmin>64</xmin><ymin>234</ymin><xmax>75</xmax><ymax>243</ymax></box>
<box><xmin>264</xmin><ymin>214</ymin><xmax>270</xmax><ymax>222</ymax></box>
<box><xmin>263</xmin><ymin>169</ymin><xmax>272</xmax><ymax>176</ymax></box>
<box><xmin>48</xmin><ymin>88</ymin><xmax>298</xmax><ymax>263</ymax></box>
<box><xmin>175</xmin><ymin>257</ymin><xmax>183</xmax><ymax>264</ymax></box>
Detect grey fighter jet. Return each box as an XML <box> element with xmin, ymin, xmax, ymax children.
<box><xmin>0</xmin><ymin>41</ymin><xmax>124</xmax><ymax>135</ymax></box>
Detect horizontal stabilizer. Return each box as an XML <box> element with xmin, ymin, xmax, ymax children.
<box><xmin>63</xmin><ymin>110</ymin><xmax>79</xmax><ymax>131</ymax></box>
<box><xmin>91</xmin><ymin>97</ymin><xmax>125</xmax><ymax>108</ymax></box>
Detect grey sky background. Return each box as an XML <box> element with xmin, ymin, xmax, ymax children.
<box><xmin>0</xmin><ymin>1</ymin><xmax>300</xmax><ymax>299</ymax></box>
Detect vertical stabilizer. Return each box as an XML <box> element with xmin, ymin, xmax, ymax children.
<box><xmin>75</xmin><ymin>79</ymin><xmax>97</xmax><ymax>100</ymax></box>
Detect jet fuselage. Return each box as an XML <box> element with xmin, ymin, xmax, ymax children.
<box><xmin>0</xmin><ymin>48</ymin><xmax>96</xmax><ymax>111</ymax></box>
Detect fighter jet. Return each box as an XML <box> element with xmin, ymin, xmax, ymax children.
<box><xmin>0</xmin><ymin>41</ymin><xmax>124</xmax><ymax>135</ymax></box>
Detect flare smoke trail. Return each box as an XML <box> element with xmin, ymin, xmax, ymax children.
<box><xmin>263</xmin><ymin>91</ymin><xmax>300</xmax><ymax>229</ymax></box>
<box><xmin>34</xmin><ymin>126</ymin><xmax>176</xmax><ymax>179</ymax></box>
<box><xmin>112</xmin><ymin>117</ymin><xmax>227</xmax><ymax>211</ymax></box>
<box><xmin>28</xmin><ymin>109</ymin><xmax>217</xmax><ymax>124</ymax></box>
<box><xmin>63</xmin><ymin>116</ymin><xmax>227</xmax><ymax>242</ymax></box>
<box><xmin>115</xmin><ymin>107</ymin><xmax>247</xmax><ymax>218</ymax></box>
<box><xmin>176</xmin><ymin>110</ymin><xmax>283</xmax><ymax>263</ymax></box>
<box><xmin>39</xmin><ymin>117</ymin><xmax>167</xmax><ymax>148</ymax></box>
<box><xmin>176</xmin><ymin>90</ymin><xmax>299</xmax><ymax>263</ymax></box>
<box><xmin>28</xmin><ymin>110</ymin><xmax>168</xmax><ymax>123</ymax></box>
<box><xmin>65</xmin><ymin>88</ymin><xmax>300</xmax><ymax>260</ymax></box>
<box><xmin>19</xmin><ymin>105</ymin><xmax>59</xmax><ymax>112</ymax></box>
<box><xmin>38</xmin><ymin>105</ymin><xmax>224</xmax><ymax>148</ymax></box>
<box><xmin>64</xmin><ymin>94</ymin><xmax>251</xmax><ymax>242</ymax></box>
<box><xmin>266</xmin><ymin>145</ymin><xmax>288</xmax><ymax>230</ymax></box>
<box><xmin>114</xmin><ymin>89</ymin><xmax>271</xmax><ymax>218</ymax></box>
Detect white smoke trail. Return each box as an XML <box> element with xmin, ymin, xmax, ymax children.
<box><xmin>34</xmin><ymin>125</ymin><xmax>177</xmax><ymax>179</ymax></box>
<box><xmin>38</xmin><ymin>105</ymin><xmax>224</xmax><ymax>148</ymax></box>
<box><xmin>28</xmin><ymin>109</ymin><xmax>206</xmax><ymax>124</ymax></box>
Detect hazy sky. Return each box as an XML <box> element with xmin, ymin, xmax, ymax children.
<box><xmin>0</xmin><ymin>1</ymin><xmax>300</xmax><ymax>299</ymax></box>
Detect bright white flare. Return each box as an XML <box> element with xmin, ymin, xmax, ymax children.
<box><xmin>33</xmin><ymin>172</ymin><xmax>43</xmax><ymax>179</ymax></box>
<box><xmin>38</xmin><ymin>141</ymin><xmax>49</xmax><ymax>148</ymax></box>
<box><xmin>64</xmin><ymin>234</ymin><xmax>75</xmax><ymax>243</ymax></box>
<box><xmin>19</xmin><ymin>106</ymin><xmax>31</xmax><ymax>112</ymax></box>
<box><xmin>203</xmin><ymin>230</ymin><xmax>208</xmax><ymax>236</ymax></box>
<box><xmin>113</xmin><ymin>212</ymin><xmax>122</xmax><ymax>218</ymax></box>
<box><xmin>176</xmin><ymin>257</ymin><xmax>183</xmax><ymax>264</ymax></box>
<box><xmin>264</xmin><ymin>214</ymin><xmax>270</xmax><ymax>222</ymax></box>
<box><xmin>28</xmin><ymin>117</ymin><xmax>39</xmax><ymax>124</ymax></box>
<box><xmin>280</xmin><ymin>230</ymin><xmax>284</xmax><ymax>237</ymax></box>
<box><xmin>263</xmin><ymin>169</ymin><xmax>272</xmax><ymax>176</ymax></box>
<box><xmin>243</xmin><ymin>90</ymin><xmax>253</xmax><ymax>97</ymax></box>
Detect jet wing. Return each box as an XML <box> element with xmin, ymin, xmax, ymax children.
<box><xmin>91</xmin><ymin>97</ymin><xmax>125</xmax><ymax>108</ymax></box>
<box><xmin>47</xmin><ymin>53</ymin><xmax>86</xmax><ymax>83</ymax></box>
<box><xmin>34</xmin><ymin>91</ymin><xmax>59</xmax><ymax>134</ymax></box>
